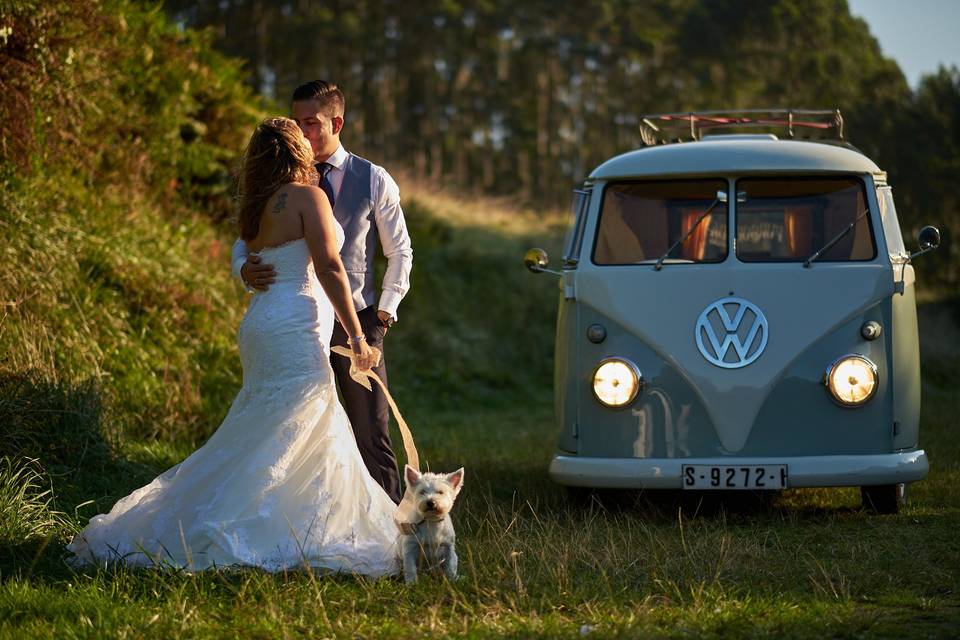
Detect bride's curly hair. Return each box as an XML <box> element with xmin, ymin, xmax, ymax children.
<box><xmin>238</xmin><ymin>117</ymin><xmax>318</xmax><ymax>240</ymax></box>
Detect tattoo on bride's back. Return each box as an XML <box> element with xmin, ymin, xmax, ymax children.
<box><xmin>272</xmin><ymin>192</ymin><xmax>287</xmax><ymax>215</ymax></box>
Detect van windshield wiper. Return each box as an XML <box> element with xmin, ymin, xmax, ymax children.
<box><xmin>654</xmin><ymin>191</ymin><xmax>727</xmax><ymax>271</ymax></box>
<box><xmin>803</xmin><ymin>209</ymin><xmax>869</xmax><ymax>268</ymax></box>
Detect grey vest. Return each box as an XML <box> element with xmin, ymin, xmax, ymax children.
<box><xmin>332</xmin><ymin>153</ymin><xmax>377</xmax><ymax>311</ymax></box>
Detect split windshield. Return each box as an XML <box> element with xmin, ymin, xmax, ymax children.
<box><xmin>592</xmin><ymin>176</ymin><xmax>876</xmax><ymax>265</ymax></box>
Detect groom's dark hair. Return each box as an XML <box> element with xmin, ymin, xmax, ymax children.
<box><xmin>291</xmin><ymin>80</ymin><xmax>345</xmax><ymax>118</ymax></box>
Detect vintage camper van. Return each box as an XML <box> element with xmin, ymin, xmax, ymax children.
<box><xmin>526</xmin><ymin>110</ymin><xmax>940</xmax><ymax>513</ymax></box>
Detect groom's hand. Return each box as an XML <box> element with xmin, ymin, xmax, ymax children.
<box><xmin>376</xmin><ymin>310</ymin><xmax>394</xmax><ymax>333</ymax></box>
<box><xmin>241</xmin><ymin>255</ymin><xmax>276</xmax><ymax>291</ymax></box>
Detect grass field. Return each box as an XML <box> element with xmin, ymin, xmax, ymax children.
<box><xmin>1</xmin><ymin>186</ymin><xmax>959</xmax><ymax>639</ymax></box>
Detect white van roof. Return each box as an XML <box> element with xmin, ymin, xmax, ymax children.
<box><xmin>589</xmin><ymin>137</ymin><xmax>882</xmax><ymax>180</ymax></box>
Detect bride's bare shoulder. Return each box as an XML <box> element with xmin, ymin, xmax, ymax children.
<box><xmin>285</xmin><ymin>182</ymin><xmax>323</xmax><ymax>201</ymax></box>
<box><xmin>287</xmin><ymin>183</ymin><xmax>331</xmax><ymax>213</ymax></box>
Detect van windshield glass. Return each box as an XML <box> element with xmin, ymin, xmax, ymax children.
<box><xmin>593</xmin><ymin>179</ymin><xmax>728</xmax><ymax>265</ymax></box>
<box><xmin>735</xmin><ymin>177</ymin><xmax>875</xmax><ymax>262</ymax></box>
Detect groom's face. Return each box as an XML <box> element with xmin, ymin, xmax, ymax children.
<box><xmin>292</xmin><ymin>99</ymin><xmax>343</xmax><ymax>162</ymax></box>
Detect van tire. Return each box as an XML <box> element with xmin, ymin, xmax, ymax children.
<box><xmin>860</xmin><ymin>483</ymin><xmax>907</xmax><ymax>514</ymax></box>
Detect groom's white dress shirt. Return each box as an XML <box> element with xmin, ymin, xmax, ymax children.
<box><xmin>231</xmin><ymin>144</ymin><xmax>413</xmax><ymax>320</ymax></box>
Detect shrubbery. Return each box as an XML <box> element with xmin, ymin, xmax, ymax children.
<box><xmin>1</xmin><ymin>1</ymin><xmax>257</xmax><ymax>217</ymax></box>
<box><xmin>0</xmin><ymin>0</ymin><xmax>263</xmax><ymax>488</ymax></box>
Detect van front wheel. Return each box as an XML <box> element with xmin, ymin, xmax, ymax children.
<box><xmin>860</xmin><ymin>483</ymin><xmax>907</xmax><ymax>514</ymax></box>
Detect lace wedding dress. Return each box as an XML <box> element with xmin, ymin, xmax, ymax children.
<box><xmin>67</xmin><ymin>229</ymin><xmax>399</xmax><ymax>575</ymax></box>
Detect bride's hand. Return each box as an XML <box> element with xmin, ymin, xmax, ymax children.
<box><xmin>351</xmin><ymin>339</ymin><xmax>380</xmax><ymax>372</ymax></box>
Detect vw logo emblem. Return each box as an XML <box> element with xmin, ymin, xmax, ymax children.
<box><xmin>695</xmin><ymin>297</ymin><xmax>768</xmax><ymax>369</ymax></box>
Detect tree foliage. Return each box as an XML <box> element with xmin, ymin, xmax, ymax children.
<box><xmin>0</xmin><ymin>0</ymin><xmax>259</xmax><ymax>220</ymax></box>
<box><xmin>163</xmin><ymin>0</ymin><xmax>909</xmax><ymax>191</ymax></box>
<box><xmin>165</xmin><ymin>0</ymin><xmax>959</xmax><ymax>286</ymax></box>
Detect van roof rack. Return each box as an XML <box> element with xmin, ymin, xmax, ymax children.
<box><xmin>639</xmin><ymin>109</ymin><xmax>845</xmax><ymax>146</ymax></box>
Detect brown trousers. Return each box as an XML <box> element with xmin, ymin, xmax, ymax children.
<box><xmin>329</xmin><ymin>305</ymin><xmax>402</xmax><ymax>504</ymax></box>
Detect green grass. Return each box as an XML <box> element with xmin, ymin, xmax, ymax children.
<box><xmin>5</xmin><ymin>1</ymin><xmax>954</xmax><ymax>636</ymax></box>
<box><xmin>1</xmin><ymin>184</ymin><xmax>959</xmax><ymax>637</ymax></box>
<box><xmin>1</xmin><ymin>386</ymin><xmax>958</xmax><ymax>639</ymax></box>
<box><xmin>0</xmin><ymin>457</ymin><xmax>74</xmax><ymax>546</ymax></box>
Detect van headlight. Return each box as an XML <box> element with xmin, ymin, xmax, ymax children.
<box><xmin>825</xmin><ymin>355</ymin><xmax>878</xmax><ymax>407</ymax></box>
<box><xmin>592</xmin><ymin>358</ymin><xmax>642</xmax><ymax>408</ymax></box>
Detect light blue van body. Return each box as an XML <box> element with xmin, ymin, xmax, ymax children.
<box><xmin>547</xmin><ymin>135</ymin><xmax>927</xmax><ymax>493</ymax></box>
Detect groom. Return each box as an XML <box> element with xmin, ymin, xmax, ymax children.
<box><xmin>232</xmin><ymin>80</ymin><xmax>412</xmax><ymax>504</ymax></box>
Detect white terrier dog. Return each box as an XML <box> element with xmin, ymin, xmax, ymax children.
<box><xmin>400</xmin><ymin>465</ymin><xmax>464</xmax><ymax>584</ymax></box>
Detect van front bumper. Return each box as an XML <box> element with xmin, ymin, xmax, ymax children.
<box><xmin>549</xmin><ymin>450</ymin><xmax>928</xmax><ymax>488</ymax></box>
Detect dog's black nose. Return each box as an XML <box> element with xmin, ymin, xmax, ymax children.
<box><xmin>425</xmin><ymin>499</ymin><xmax>436</xmax><ymax>511</ymax></box>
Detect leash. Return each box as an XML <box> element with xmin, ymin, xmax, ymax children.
<box><xmin>330</xmin><ymin>345</ymin><xmax>422</xmax><ymax>534</ymax></box>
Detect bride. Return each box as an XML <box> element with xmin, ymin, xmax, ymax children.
<box><xmin>67</xmin><ymin>118</ymin><xmax>400</xmax><ymax>575</ymax></box>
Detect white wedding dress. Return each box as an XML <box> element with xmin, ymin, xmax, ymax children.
<box><xmin>67</xmin><ymin>228</ymin><xmax>399</xmax><ymax>575</ymax></box>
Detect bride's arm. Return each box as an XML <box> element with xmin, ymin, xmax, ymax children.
<box><xmin>231</xmin><ymin>238</ymin><xmax>249</xmax><ymax>282</ymax></box>
<box><xmin>300</xmin><ymin>186</ymin><xmax>376</xmax><ymax>369</ymax></box>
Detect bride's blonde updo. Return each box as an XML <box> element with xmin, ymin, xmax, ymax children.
<box><xmin>238</xmin><ymin>117</ymin><xmax>318</xmax><ymax>241</ymax></box>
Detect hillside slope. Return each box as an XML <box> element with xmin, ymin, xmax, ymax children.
<box><xmin>0</xmin><ymin>5</ymin><xmax>570</xmax><ymax>558</ymax></box>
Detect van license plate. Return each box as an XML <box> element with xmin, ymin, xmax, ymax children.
<box><xmin>682</xmin><ymin>465</ymin><xmax>787</xmax><ymax>490</ymax></box>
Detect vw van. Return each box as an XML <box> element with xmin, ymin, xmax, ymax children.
<box><xmin>526</xmin><ymin>110</ymin><xmax>940</xmax><ymax>514</ymax></box>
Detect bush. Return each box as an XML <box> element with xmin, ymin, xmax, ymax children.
<box><xmin>0</xmin><ymin>0</ymin><xmax>259</xmax><ymax>220</ymax></box>
<box><xmin>0</xmin><ymin>0</ymin><xmax>262</xmax><ymax>446</ymax></box>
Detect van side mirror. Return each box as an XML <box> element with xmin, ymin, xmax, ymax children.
<box><xmin>909</xmin><ymin>225</ymin><xmax>940</xmax><ymax>260</ymax></box>
<box><xmin>524</xmin><ymin>248</ymin><xmax>561</xmax><ymax>275</ymax></box>
<box><xmin>918</xmin><ymin>226</ymin><xmax>940</xmax><ymax>251</ymax></box>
